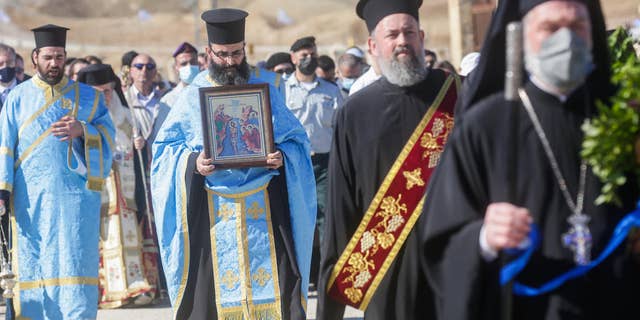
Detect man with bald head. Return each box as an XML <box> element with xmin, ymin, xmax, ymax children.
<box><xmin>125</xmin><ymin>52</ymin><xmax>164</xmax><ymax>211</ymax></box>
<box><xmin>126</xmin><ymin>53</ymin><xmax>168</xmax><ymax>149</ymax></box>
<box><xmin>420</xmin><ymin>0</ymin><xmax>640</xmax><ymax>319</ymax></box>
<box><xmin>124</xmin><ymin>52</ymin><xmax>165</xmax><ymax>304</ymax></box>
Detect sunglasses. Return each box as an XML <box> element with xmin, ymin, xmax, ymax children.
<box><xmin>133</xmin><ymin>63</ymin><xmax>156</xmax><ymax>70</ymax></box>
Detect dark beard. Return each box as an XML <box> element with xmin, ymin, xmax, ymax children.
<box><xmin>208</xmin><ymin>57</ymin><xmax>250</xmax><ymax>85</ymax></box>
<box><xmin>36</xmin><ymin>64</ymin><xmax>64</xmax><ymax>85</ymax></box>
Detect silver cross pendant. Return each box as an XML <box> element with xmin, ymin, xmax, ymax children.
<box><xmin>562</xmin><ymin>213</ymin><xmax>593</xmax><ymax>265</ymax></box>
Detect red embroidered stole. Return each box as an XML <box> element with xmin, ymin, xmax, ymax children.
<box><xmin>327</xmin><ymin>74</ymin><xmax>459</xmax><ymax>310</ymax></box>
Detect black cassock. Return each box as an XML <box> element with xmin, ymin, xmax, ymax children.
<box><xmin>175</xmin><ymin>153</ymin><xmax>306</xmax><ymax>320</ymax></box>
<box><xmin>419</xmin><ymin>81</ymin><xmax>640</xmax><ymax>320</ymax></box>
<box><xmin>317</xmin><ymin>69</ymin><xmax>452</xmax><ymax>320</ymax></box>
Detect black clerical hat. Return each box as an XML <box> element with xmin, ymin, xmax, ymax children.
<box><xmin>356</xmin><ymin>0</ymin><xmax>423</xmax><ymax>33</ymax></box>
<box><xmin>31</xmin><ymin>24</ymin><xmax>69</xmax><ymax>49</ymax></box>
<box><xmin>290</xmin><ymin>36</ymin><xmax>316</xmax><ymax>52</ymax></box>
<box><xmin>77</xmin><ymin>64</ymin><xmax>116</xmax><ymax>86</ymax></box>
<box><xmin>172</xmin><ymin>42</ymin><xmax>198</xmax><ymax>57</ymax></box>
<box><xmin>265</xmin><ymin>52</ymin><xmax>292</xmax><ymax>70</ymax></box>
<box><xmin>77</xmin><ymin>63</ymin><xmax>129</xmax><ymax>107</ymax></box>
<box><xmin>519</xmin><ymin>0</ymin><xmax>587</xmax><ymax>16</ymax></box>
<box><xmin>201</xmin><ymin>8</ymin><xmax>248</xmax><ymax>45</ymax></box>
<box><xmin>458</xmin><ymin>0</ymin><xmax>611</xmax><ymax>114</ymax></box>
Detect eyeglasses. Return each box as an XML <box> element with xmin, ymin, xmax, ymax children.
<box><xmin>133</xmin><ymin>63</ymin><xmax>156</xmax><ymax>70</ymax></box>
<box><xmin>212</xmin><ymin>48</ymin><xmax>244</xmax><ymax>60</ymax></box>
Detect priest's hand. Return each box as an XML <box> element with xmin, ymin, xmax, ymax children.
<box><xmin>266</xmin><ymin>150</ymin><xmax>283</xmax><ymax>170</ymax></box>
<box><xmin>132</xmin><ymin>129</ymin><xmax>145</xmax><ymax>150</ymax></box>
<box><xmin>196</xmin><ymin>152</ymin><xmax>216</xmax><ymax>176</ymax></box>
<box><xmin>133</xmin><ymin>137</ymin><xmax>145</xmax><ymax>150</ymax></box>
<box><xmin>0</xmin><ymin>199</ymin><xmax>5</xmax><ymax>216</ymax></box>
<box><xmin>52</xmin><ymin>116</ymin><xmax>84</xmax><ymax>141</ymax></box>
<box><xmin>483</xmin><ymin>203</ymin><xmax>532</xmax><ymax>252</ymax></box>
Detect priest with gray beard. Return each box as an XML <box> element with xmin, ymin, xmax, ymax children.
<box><xmin>316</xmin><ymin>0</ymin><xmax>460</xmax><ymax>319</ymax></box>
<box><xmin>419</xmin><ymin>0</ymin><xmax>640</xmax><ymax>319</ymax></box>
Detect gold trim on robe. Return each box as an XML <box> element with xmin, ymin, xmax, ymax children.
<box><xmin>327</xmin><ymin>74</ymin><xmax>459</xmax><ymax>310</ymax></box>
<box><xmin>207</xmin><ymin>183</ymin><xmax>284</xmax><ymax>319</ymax></box>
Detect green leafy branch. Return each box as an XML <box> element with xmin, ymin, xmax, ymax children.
<box><xmin>581</xmin><ymin>27</ymin><xmax>640</xmax><ymax>206</ymax></box>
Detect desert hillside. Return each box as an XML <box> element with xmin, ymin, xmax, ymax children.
<box><xmin>1</xmin><ymin>0</ymin><xmax>638</xmax><ymax>77</ymax></box>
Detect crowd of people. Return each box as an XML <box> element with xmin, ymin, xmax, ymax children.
<box><xmin>1</xmin><ymin>0</ymin><xmax>640</xmax><ymax>319</ymax></box>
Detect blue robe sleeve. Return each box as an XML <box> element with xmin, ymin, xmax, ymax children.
<box><xmin>0</xmin><ymin>91</ymin><xmax>18</xmax><ymax>199</ymax></box>
<box><xmin>268</xmin><ymin>87</ymin><xmax>317</xmax><ymax>300</ymax></box>
<box><xmin>150</xmin><ymin>88</ymin><xmax>199</xmax><ymax>308</ymax></box>
<box><xmin>69</xmin><ymin>91</ymin><xmax>115</xmax><ymax>191</ymax></box>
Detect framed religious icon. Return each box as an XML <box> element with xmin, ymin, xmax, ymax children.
<box><xmin>199</xmin><ymin>83</ymin><xmax>275</xmax><ymax>168</ymax></box>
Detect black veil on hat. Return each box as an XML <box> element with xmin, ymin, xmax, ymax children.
<box><xmin>77</xmin><ymin>64</ymin><xmax>129</xmax><ymax>108</ymax></box>
<box><xmin>459</xmin><ymin>0</ymin><xmax>613</xmax><ymax>114</ymax></box>
<box><xmin>31</xmin><ymin>24</ymin><xmax>69</xmax><ymax>49</ymax></box>
<box><xmin>356</xmin><ymin>0</ymin><xmax>423</xmax><ymax>33</ymax></box>
<box><xmin>201</xmin><ymin>8</ymin><xmax>248</xmax><ymax>45</ymax></box>
<box><xmin>77</xmin><ymin>64</ymin><xmax>114</xmax><ymax>86</ymax></box>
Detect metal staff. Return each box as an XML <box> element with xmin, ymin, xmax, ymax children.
<box><xmin>502</xmin><ymin>21</ymin><xmax>523</xmax><ymax>320</ymax></box>
<box><xmin>0</xmin><ymin>201</ymin><xmax>16</xmax><ymax>299</ymax></box>
<box><xmin>133</xmin><ymin>128</ymin><xmax>155</xmax><ymax>237</ymax></box>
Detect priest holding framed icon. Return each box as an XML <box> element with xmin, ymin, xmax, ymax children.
<box><xmin>151</xmin><ymin>8</ymin><xmax>316</xmax><ymax>320</ymax></box>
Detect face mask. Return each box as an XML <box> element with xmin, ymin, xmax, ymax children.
<box><xmin>179</xmin><ymin>65</ymin><xmax>200</xmax><ymax>84</ymax></box>
<box><xmin>0</xmin><ymin>67</ymin><xmax>16</xmax><ymax>83</ymax></box>
<box><xmin>525</xmin><ymin>27</ymin><xmax>593</xmax><ymax>93</ymax></box>
<box><xmin>297</xmin><ymin>56</ymin><xmax>318</xmax><ymax>76</ymax></box>
<box><xmin>341</xmin><ymin>77</ymin><xmax>356</xmax><ymax>91</ymax></box>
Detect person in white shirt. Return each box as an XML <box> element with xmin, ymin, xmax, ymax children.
<box><xmin>126</xmin><ymin>53</ymin><xmax>168</xmax><ymax>150</ymax></box>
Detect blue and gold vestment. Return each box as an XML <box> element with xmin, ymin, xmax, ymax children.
<box><xmin>151</xmin><ymin>70</ymin><xmax>316</xmax><ymax>319</ymax></box>
<box><xmin>0</xmin><ymin>75</ymin><xmax>114</xmax><ymax>319</ymax></box>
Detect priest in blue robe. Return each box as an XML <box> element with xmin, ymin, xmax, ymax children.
<box><xmin>0</xmin><ymin>24</ymin><xmax>114</xmax><ymax>319</ymax></box>
<box><xmin>151</xmin><ymin>8</ymin><xmax>316</xmax><ymax>320</ymax></box>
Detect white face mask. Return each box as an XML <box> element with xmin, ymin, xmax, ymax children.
<box><xmin>525</xmin><ymin>27</ymin><xmax>594</xmax><ymax>93</ymax></box>
<box><xmin>179</xmin><ymin>64</ymin><xmax>200</xmax><ymax>84</ymax></box>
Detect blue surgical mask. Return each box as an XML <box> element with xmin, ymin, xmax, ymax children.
<box><xmin>179</xmin><ymin>65</ymin><xmax>200</xmax><ymax>84</ymax></box>
<box><xmin>0</xmin><ymin>67</ymin><xmax>16</xmax><ymax>83</ymax></box>
<box><xmin>340</xmin><ymin>77</ymin><xmax>356</xmax><ymax>91</ymax></box>
<box><xmin>525</xmin><ymin>27</ymin><xmax>594</xmax><ymax>93</ymax></box>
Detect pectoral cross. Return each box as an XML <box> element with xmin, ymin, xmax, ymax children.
<box><xmin>562</xmin><ymin>214</ymin><xmax>592</xmax><ymax>266</ymax></box>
